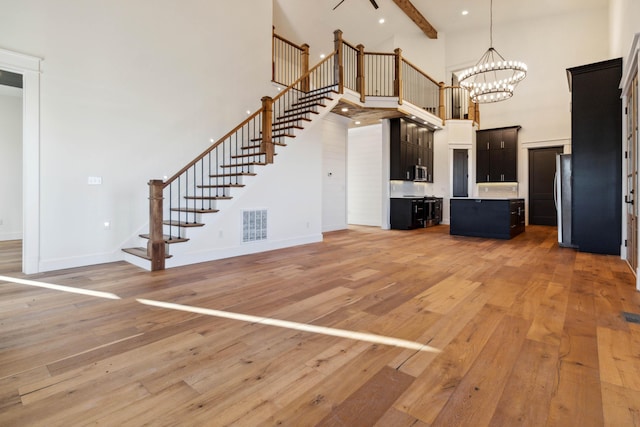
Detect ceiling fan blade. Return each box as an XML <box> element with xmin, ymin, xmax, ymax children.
<box><xmin>370</xmin><ymin>0</ymin><xmax>379</xmax><ymax>9</ymax></box>
<box><xmin>333</xmin><ymin>0</ymin><xmax>346</xmax><ymax>10</ymax></box>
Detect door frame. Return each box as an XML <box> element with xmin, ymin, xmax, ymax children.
<box><xmin>0</xmin><ymin>48</ymin><xmax>41</xmax><ymax>274</ymax></box>
<box><xmin>620</xmin><ymin>33</ymin><xmax>639</xmax><ymax>290</ymax></box>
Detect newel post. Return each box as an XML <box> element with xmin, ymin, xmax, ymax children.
<box><xmin>394</xmin><ymin>48</ymin><xmax>403</xmax><ymax>105</ymax></box>
<box><xmin>438</xmin><ymin>82</ymin><xmax>446</xmax><ymax>122</ymax></box>
<box><xmin>468</xmin><ymin>94</ymin><xmax>476</xmax><ymax>123</ymax></box>
<box><xmin>356</xmin><ymin>44</ymin><xmax>365</xmax><ymax>103</ymax></box>
<box><xmin>148</xmin><ymin>179</ymin><xmax>165</xmax><ymax>271</ymax></box>
<box><xmin>334</xmin><ymin>29</ymin><xmax>344</xmax><ymax>93</ymax></box>
<box><xmin>261</xmin><ymin>96</ymin><xmax>274</xmax><ymax>164</ymax></box>
<box><xmin>301</xmin><ymin>43</ymin><xmax>310</xmax><ymax>93</ymax></box>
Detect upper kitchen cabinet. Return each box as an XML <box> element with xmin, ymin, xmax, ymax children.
<box><xmin>476</xmin><ymin>126</ymin><xmax>520</xmax><ymax>183</ymax></box>
<box><xmin>390</xmin><ymin>118</ymin><xmax>434</xmax><ymax>182</ymax></box>
<box><xmin>567</xmin><ymin>58</ymin><xmax>622</xmax><ymax>255</ymax></box>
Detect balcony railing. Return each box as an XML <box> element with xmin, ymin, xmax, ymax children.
<box><xmin>272</xmin><ymin>29</ymin><xmax>479</xmax><ymax>125</ymax></box>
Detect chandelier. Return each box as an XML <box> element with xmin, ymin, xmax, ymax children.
<box><xmin>458</xmin><ymin>0</ymin><xmax>527</xmax><ymax>103</ymax></box>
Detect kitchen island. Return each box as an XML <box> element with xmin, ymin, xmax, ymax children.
<box><xmin>450</xmin><ymin>198</ymin><xmax>525</xmax><ymax>239</ymax></box>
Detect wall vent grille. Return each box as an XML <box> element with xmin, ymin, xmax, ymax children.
<box><xmin>243</xmin><ymin>209</ymin><xmax>267</xmax><ymax>243</ymax></box>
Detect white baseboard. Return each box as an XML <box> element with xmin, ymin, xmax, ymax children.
<box><xmin>165</xmin><ymin>234</ymin><xmax>323</xmax><ymax>269</ymax></box>
<box><xmin>0</xmin><ymin>232</ymin><xmax>23</xmax><ymax>241</ymax></box>
<box><xmin>38</xmin><ymin>251</ymin><xmax>124</xmax><ymax>273</ymax></box>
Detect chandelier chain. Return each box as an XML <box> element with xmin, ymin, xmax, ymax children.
<box><xmin>457</xmin><ymin>0</ymin><xmax>527</xmax><ymax>103</ymax></box>
<box><xmin>490</xmin><ymin>0</ymin><xmax>493</xmax><ymax>47</ymax></box>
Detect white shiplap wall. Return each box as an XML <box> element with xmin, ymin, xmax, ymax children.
<box><xmin>347</xmin><ymin>124</ymin><xmax>383</xmax><ymax>226</ymax></box>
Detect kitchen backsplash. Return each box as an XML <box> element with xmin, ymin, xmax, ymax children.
<box><xmin>389</xmin><ymin>180</ymin><xmax>437</xmax><ymax>197</ymax></box>
<box><xmin>475</xmin><ymin>183</ymin><xmax>519</xmax><ymax>198</ymax></box>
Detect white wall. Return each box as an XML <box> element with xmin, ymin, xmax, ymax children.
<box><xmin>610</xmin><ymin>0</ymin><xmax>640</xmax><ymax>59</ymax></box>
<box><xmin>0</xmin><ymin>87</ymin><xmax>22</xmax><ymax>241</ymax></box>
<box><xmin>322</xmin><ymin>113</ymin><xmax>349</xmax><ymax>232</ymax></box>
<box><xmin>348</xmin><ymin>124</ymin><xmax>383</xmax><ymax>226</ymax></box>
<box><xmin>0</xmin><ymin>1</ymin><xmax>274</xmax><ymax>271</ymax></box>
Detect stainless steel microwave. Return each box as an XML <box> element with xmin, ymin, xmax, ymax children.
<box><xmin>414</xmin><ymin>165</ymin><xmax>427</xmax><ymax>182</ymax></box>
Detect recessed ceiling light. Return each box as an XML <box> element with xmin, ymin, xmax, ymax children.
<box><xmin>355</xmin><ymin>121</ymin><xmax>361</xmax><ymax>125</ymax></box>
<box><xmin>320</xmin><ymin>54</ymin><xmax>326</xmax><ymax>59</ymax></box>
<box><xmin>462</xmin><ymin>10</ymin><xmax>469</xmax><ymax>16</ymax></box>
<box><xmin>379</xmin><ymin>18</ymin><xmax>385</xmax><ymax>24</ymax></box>
<box><xmin>246</xmin><ymin>110</ymin><xmax>251</xmax><ymax>115</ymax></box>
<box><xmin>341</xmin><ymin>107</ymin><xmax>349</xmax><ymax>112</ymax></box>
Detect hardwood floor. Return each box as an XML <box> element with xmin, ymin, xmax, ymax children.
<box><xmin>0</xmin><ymin>239</ymin><xmax>21</xmax><ymax>275</ymax></box>
<box><xmin>0</xmin><ymin>226</ymin><xmax>639</xmax><ymax>426</ymax></box>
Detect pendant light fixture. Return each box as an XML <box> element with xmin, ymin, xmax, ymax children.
<box><xmin>458</xmin><ymin>0</ymin><xmax>527</xmax><ymax>103</ymax></box>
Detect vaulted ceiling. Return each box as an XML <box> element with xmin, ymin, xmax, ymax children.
<box><xmin>274</xmin><ymin>0</ymin><xmax>609</xmax><ymax>54</ymax></box>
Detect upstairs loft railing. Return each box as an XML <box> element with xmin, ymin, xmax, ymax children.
<box><xmin>443</xmin><ymin>85</ymin><xmax>479</xmax><ymax>122</ymax></box>
<box><xmin>272</xmin><ymin>29</ymin><xmax>479</xmax><ymax>125</ymax></box>
<box><xmin>146</xmin><ymin>53</ymin><xmax>338</xmax><ymax>270</ymax></box>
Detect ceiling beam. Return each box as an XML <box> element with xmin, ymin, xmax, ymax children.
<box><xmin>391</xmin><ymin>0</ymin><xmax>438</xmax><ymax>39</ymax></box>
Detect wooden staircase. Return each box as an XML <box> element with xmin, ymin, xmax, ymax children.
<box><xmin>122</xmin><ymin>82</ymin><xmax>340</xmax><ymax>268</ymax></box>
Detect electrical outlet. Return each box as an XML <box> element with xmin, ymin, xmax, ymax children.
<box><xmin>88</xmin><ymin>176</ymin><xmax>102</xmax><ymax>185</ymax></box>
<box><xmin>0</xmin><ymin>219</ymin><xmax>3</xmax><ymax>226</ymax></box>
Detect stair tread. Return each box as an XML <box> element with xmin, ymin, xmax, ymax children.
<box><xmin>251</xmin><ymin>134</ymin><xmax>295</xmax><ymax>142</ymax></box>
<box><xmin>184</xmin><ymin>195</ymin><xmax>232</xmax><ymax>200</ymax></box>
<box><xmin>122</xmin><ymin>247</ymin><xmax>172</xmax><ymax>260</ymax></box>
<box><xmin>284</xmin><ymin>103</ymin><xmax>325</xmax><ymax>113</ymax></box>
<box><xmin>273</xmin><ymin>116</ymin><xmax>311</xmax><ymax>125</ymax></box>
<box><xmin>232</xmin><ymin>152</ymin><xmax>268</xmax><ymax>159</ymax></box>
<box><xmin>196</xmin><ymin>184</ymin><xmax>244</xmax><ymax>188</ymax></box>
<box><xmin>276</xmin><ymin>110</ymin><xmax>319</xmax><ymax>120</ymax></box>
<box><xmin>242</xmin><ymin>143</ymin><xmax>286</xmax><ymax>150</ymax></box>
<box><xmin>209</xmin><ymin>172</ymin><xmax>257</xmax><ymax>178</ymax></box>
<box><xmin>291</xmin><ymin>96</ymin><xmax>332</xmax><ymax>106</ymax></box>
<box><xmin>163</xmin><ymin>220</ymin><xmax>205</xmax><ymax>227</ymax></box>
<box><xmin>139</xmin><ymin>234</ymin><xmax>189</xmax><ymax>244</ymax></box>
<box><xmin>221</xmin><ymin>162</ymin><xmax>267</xmax><ymax>168</ymax></box>
<box><xmin>170</xmin><ymin>207</ymin><xmax>220</xmax><ymax>213</ymax></box>
<box><xmin>271</xmin><ymin>124</ymin><xmax>304</xmax><ymax>131</ymax></box>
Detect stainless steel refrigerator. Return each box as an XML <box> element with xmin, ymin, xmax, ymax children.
<box><xmin>555</xmin><ymin>154</ymin><xmax>576</xmax><ymax>247</ymax></box>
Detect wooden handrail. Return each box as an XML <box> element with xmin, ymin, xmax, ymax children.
<box><xmin>402</xmin><ymin>57</ymin><xmax>440</xmax><ymax>86</ymax></box>
<box><xmin>273</xmin><ymin>32</ymin><xmax>306</xmax><ymax>52</ymax></box>
<box><xmin>364</xmin><ymin>52</ymin><xmax>396</xmax><ymax>57</ymax></box>
<box><xmin>342</xmin><ymin>39</ymin><xmax>359</xmax><ymax>52</ymax></box>
<box><xmin>272</xmin><ymin>52</ymin><xmax>337</xmax><ymax>104</ymax></box>
<box><xmin>166</xmin><ymin>51</ymin><xmax>337</xmax><ymax>188</ymax></box>
<box><xmin>162</xmin><ymin>109</ymin><xmax>262</xmax><ymax>188</ymax></box>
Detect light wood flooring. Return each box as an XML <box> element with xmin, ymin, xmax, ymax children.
<box><xmin>1</xmin><ymin>225</ymin><xmax>639</xmax><ymax>426</ymax></box>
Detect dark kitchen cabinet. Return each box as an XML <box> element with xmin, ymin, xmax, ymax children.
<box><xmin>450</xmin><ymin>198</ymin><xmax>525</xmax><ymax>239</ymax></box>
<box><xmin>390</xmin><ymin>197</ymin><xmax>442</xmax><ymax>230</ymax></box>
<box><xmin>567</xmin><ymin>58</ymin><xmax>622</xmax><ymax>255</ymax></box>
<box><xmin>476</xmin><ymin>126</ymin><xmax>520</xmax><ymax>182</ymax></box>
<box><xmin>390</xmin><ymin>118</ymin><xmax>434</xmax><ymax>182</ymax></box>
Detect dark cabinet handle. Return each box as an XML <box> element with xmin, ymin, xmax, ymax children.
<box><xmin>625</xmin><ymin>195</ymin><xmax>634</xmax><ymax>205</ymax></box>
